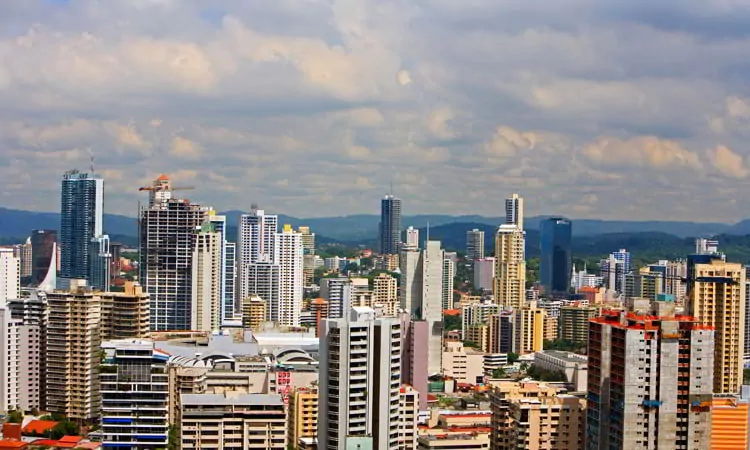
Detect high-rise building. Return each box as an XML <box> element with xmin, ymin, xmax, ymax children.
<box><xmin>422</xmin><ymin>241</ymin><xmax>445</xmax><ymax>375</ymax></box>
<box><xmin>298</xmin><ymin>226</ymin><xmax>315</xmax><ymax>255</ymax></box>
<box><xmin>100</xmin><ymin>281</ymin><xmax>150</xmax><ymax>340</ymax></box>
<box><xmin>473</xmin><ymin>258</ymin><xmax>495</xmax><ymax>292</ymax></box>
<box><xmin>442</xmin><ymin>255</ymin><xmax>455</xmax><ymax>310</ymax></box>
<box><xmin>274</xmin><ymin>225</ymin><xmax>303</xmax><ymax>327</ymax></box>
<box><xmin>687</xmin><ymin>257</ymin><xmax>746</xmax><ymax>394</ymax></box>
<box><xmin>59</xmin><ymin>170</ymin><xmax>103</xmax><ymax>283</ymax></box>
<box><xmin>399</xmin><ymin>313</ymin><xmax>429</xmax><ymax>410</ymax></box>
<box><xmin>373</xmin><ymin>273</ymin><xmax>398</xmax><ymax>317</ymax></box>
<box><xmin>539</xmin><ymin>217</ymin><xmax>572</xmax><ymax>295</ymax></box>
<box><xmin>398</xmin><ymin>385</ymin><xmax>419</xmax><ymax>450</ymax></box>
<box><xmin>710</xmin><ymin>388</ymin><xmax>750</xmax><ymax>450</ymax></box>
<box><xmin>100</xmin><ymin>339</ymin><xmax>169</xmax><ymax>449</ymax></box>
<box><xmin>494</xmin><ymin>225</ymin><xmax>526</xmax><ymax>309</ymax></box>
<box><xmin>0</xmin><ymin>248</ymin><xmax>20</xmax><ymax>303</ymax></box>
<box><xmin>224</xmin><ymin>241</ymin><xmax>237</xmax><ymax>321</ymax></box>
<box><xmin>181</xmin><ymin>393</ymin><xmax>287</xmax><ymax>450</ymax></box>
<box><xmin>237</xmin><ymin>207</ymin><xmax>278</xmax><ymax>302</ymax></box>
<box><xmin>299</xmin><ymin>226</ymin><xmax>316</xmax><ymax>288</ymax></box>
<box><xmin>380</xmin><ymin>194</ymin><xmax>402</xmax><ymax>255</ymax></box>
<box><xmin>505</xmin><ymin>193</ymin><xmax>524</xmax><ymax>229</ymax></box>
<box><xmin>288</xmin><ymin>386</ymin><xmax>318</xmax><ymax>449</ymax></box>
<box><xmin>191</xmin><ymin>222</ymin><xmax>223</xmax><ymax>331</ymax></box>
<box><xmin>206</xmin><ymin>213</ymin><xmax>231</xmax><ymax>323</ymax></box>
<box><xmin>6</xmin><ymin>289</ymin><xmax>46</xmax><ymax>411</ymax></box>
<box><xmin>320</xmin><ymin>277</ymin><xmax>353</xmax><ymax>319</ymax></box>
<box><xmin>600</xmin><ymin>249</ymin><xmax>631</xmax><ymax>293</ymax></box>
<box><xmin>318</xmin><ymin>307</ymin><xmax>402</xmax><ymax>450</ymax></box>
<box><xmin>587</xmin><ymin>305</ymin><xmax>714</xmax><ymax>449</ymax></box>
<box><xmin>461</xmin><ymin>303</ymin><xmax>500</xmax><ymax>341</ymax></box>
<box><xmin>404</xmin><ymin>226</ymin><xmax>419</xmax><ymax>249</ymax></box>
<box><xmin>241</xmin><ymin>295</ymin><xmax>266</xmax><ymax>330</ymax></box>
<box><xmin>696</xmin><ymin>237</ymin><xmax>720</xmax><ymax>255</ymax></box>
<box><xmin>399</xmin><ymin>241</ymin><xmax>422</xmax><ymax>317</ymax></box>
<box><xmin>109</xmin><ymin>242</ymin><xmax>123</xmax><ymax>282</ymax></box>
<box><xmin>0</xmin><ymin>305</ymin><xmax>42</xmax><ymax>412</ymax></box>
<box><xmin>558</xmin><ymin>305</ymin><xmax>600</xmax><ymax>344</ymax></box>
<box><xmin>12</xmin><ymin>238</ymin><xmax>33</xmax><ymax>279</ymax></box>
<box><xmin>30</xmin><ymin>230</ymin><xmax>57</xmax><ymax>287</ymax></box>
<box><xmin>245</xmin><ymin>261</ymin><xmax>281</xmax><ymax>323</ymax></box>
<box><xmin>45</xmin><ymin>280</ymin><xmax>101</xmax><ymax>421</ymax></box>
<box><xmin>466</xmin><ymin>229</ymin><xmax>485</xmax><ymax>261</ymax></box>
<box><xmin>88</xmin><ymin>234</ymin><xmax>111</xmax><ymax>291</ymax></box>
<box><xmin>139</xmin><ymin>175</ymin><xmax>208</xmax><ymax>331</ymax></box>
<box><xmin>514</xmin><ymin>301</ymin><xmax>545</xmax><ymax>354</ymax></box>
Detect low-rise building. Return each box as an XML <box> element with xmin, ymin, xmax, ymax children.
<box><xmin>418</xmin><ymin>431</ymin><xmax>490</xmax><ymax>449</ymax></box>
<box><xmin>533</xmin><ymin>350</ymin><xmax>588</xmax><ymax>392</ymax></box>
<box><xmin>442</xmin><ymin>342</ymin><xmax>485</xmax><ymax>385</ymax></box>
<box><xmin>180</xmin><ymin>393</ymin><xmax>287</xmax><ymax>450</ymax></box>
<box><xmin>288</xmin><ymin>387</ymin><xmax>318</xmax><ymax>450</ymax></box>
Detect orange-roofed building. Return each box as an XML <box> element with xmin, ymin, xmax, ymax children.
<box><xmin>711</xmin><ymin>394</ymin><xmax>749</xmax><ymax>450</ymax></box>
<box><xmin>22</xmin><ymin>420</ymin><xmax>58</xmax><ymax>436</ymax></box>
<box><xmin>2</xmin><ymin>424</ymin><xmax>21</xmax><ymax>441</ymax></box>
<box><xmin>443</xmin><ymin>309</ymin><xmax>460</xmax><ymax>316</ymax></box>
<box><xmin>0</xmin><ymin>441</ymin><xmax>27</xmax><ymax>449</ymax></box>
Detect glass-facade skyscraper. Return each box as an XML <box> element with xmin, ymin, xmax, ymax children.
<box><xmin>540</xmin><ymin>217</ymin><xmax>572</xmax><ymax>294</ymax></box>
<box><xmin>59</xmin><ymin>170</ymin><xmax>103</xmax><ymax>282</ymax></box>
<box><xmin>379</xmin><ymin>194</ymin><xmax>402</xmax><ymax>255</ymax></box>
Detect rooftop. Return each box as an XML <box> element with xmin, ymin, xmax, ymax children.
<box><xmin>181</xmin><ymin>393</ymin><xmax>284</xmax><ymax>407</ymax></box>
<box><xmin>539</xmin><ymin>350</ymin><xmax>587</xmax><ymax>363</ymax></box>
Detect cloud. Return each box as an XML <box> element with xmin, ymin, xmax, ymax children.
<box><xmin>3</xmin><ymin>0</ymin><xmax>750</xmax><ymax>221</ymax></box>
<box><xmin>706</xmin><ymin>145</ymin><xmax>749</xmax><ymax>178</ymax></box>
<box><xmin>583</xmin><ymin>136</ymin><xmax>700</xmax><ymax>170</ymax></box>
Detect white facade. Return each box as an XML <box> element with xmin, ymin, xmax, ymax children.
<box><xmin>423</xmin><ymin>241</ymin><xmax>445</xmax><ymax>375</ymax></box>
<box><xmin>245</xmin><ymin>261</ymin><xmax>281</xmax><ymax>323</ymax></box>
<box><xmin>505</xmin><ymin>193</ymin><xmax>524</xmax><ymax>229</ymax></box>
<box><xmin>321</xmin><ymin>277</ymin><xmax>353</xmax><ymax>319</ymax></box>
<box><xmin>191</xmin><ymin>228</ymin><xmax>222</xmax><ymax>331</ymax></box>
<box><xmin>442</xmin><ymin>256</ymin><xmax>455</xmax><ymax>310</ymax></box>
<box><xmin>237</xmin><ymin>209</ymin><xmax>278</xmax><ymax>302</ymax></box>
<box><xmin>405</xmin><ymin>226</ymin><xmax>419</xmax><ymax>249</ymax></box>
<box><xmin>274</xmin><ymin>227</ymin><xmax>303</xmax><ymax>327</ymax></box>
<box><xmin>318</xmin><ymin>307</ymin><xmax>402</xmax><ymax>450</ymax></box>
<box><xmin>473</xmin><ymin>258</ymin><xmax>495</xmax><ymax>292</ymax></box>
<box><xmin>399</xmin><ymin>247</ymin><xmax>422</xmax><ymax>317</ymax></box>
<box><xmin>0</xmin><ymin>249</ymin><xmax>20</xmax><ymax>304</ymax></box>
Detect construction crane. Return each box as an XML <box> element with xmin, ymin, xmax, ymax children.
<box><xmin>137</xmin><ymin>185</ymin><xmax>195</xmax><ymax>192</ymax></box>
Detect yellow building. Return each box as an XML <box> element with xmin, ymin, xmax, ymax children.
<box><xmin>514</xmin><ymin>301</ymin><xmax>545</xmax><ymax>354</ymax></box>
<box><xmin>100</xmin><ymin>281</ymin><xmax>150</xmax><ymax>340</ymax></box>
<box><xmin>558</xmin><ymin>305</ymin><xmax>599</xmax><ymax>344</ymax></box>
<box><xmin>493</xmin><ymin>225</ymin><xmax>526</xmax><ymax>310</ymax></box>
<box><xmin>688</xmin><ymin>258</ymin><xmax>746</xmax><ymax>393</ymax></box>
<box><xmin>490</xmin><ymin>380</ymin><xmax>584</xmax><ymax>450</ymax></box>
<box><xmin>289</xmin><ymin>387</ymin><xmax>318</xmax><ymax>449</ymax></box>
<box><xmin>711</xmin><ymin>394</ymin><xmax>750</xmax><ymax>450</ymax></box>
<box><xmin>373</xmin><ymin>272</ymin><xmax>399</xmax><ymax>316</ymax></box>
<box><xmin>241</xmin><ymin>295</ymin><xmax>266</xmax><ymax>330</ymax></box>
<box><xmin>543</xmin><ymin>315</ymin><xmax>558</xmax><ymax>341</ymax></box>
<box><xmin>465</xmin><ymin>324</ymin><xmax>490</xmax><ymax>353</ymax></box>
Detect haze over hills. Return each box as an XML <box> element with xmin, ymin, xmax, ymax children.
<box><xmin>0</xmin><ymin>206</ymin><xmax>742</xmax><ymax>243</ymax></box>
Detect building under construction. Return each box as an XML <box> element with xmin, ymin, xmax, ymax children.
<box><xmin>587</xmin><ymin>302</ymin><xmax>715</xmax><ymax>450</ymax></box>
<box><xmin>139</xmin><ymin>174</ymin><xmax>208</xmax><ymax>331</ymax></box>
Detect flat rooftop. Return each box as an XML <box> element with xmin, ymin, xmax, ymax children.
<box><xmin>181</xmin><ymin>393</ymin><xmax>283</xmax><ymax>407</ymax></box>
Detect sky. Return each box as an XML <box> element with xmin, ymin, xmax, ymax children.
<box><xmin>2</xmin><ymin>0</ymin><xmax>750</xmax><ymax>221</ymax></box>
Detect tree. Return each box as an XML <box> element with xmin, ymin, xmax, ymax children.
<box><xmin>48</xmin><ymin>421</ymin><xmax>79</xmax><ymax>440</ymax></box>
<box><xmin>492</xmin><ymin>368</ymin><xmax>507</xmax><ymax>378</ymax></box>
<box><xmin>168</xmin><ymin>425</ymin><xmax>180</xmax><ymax>450</ymax></box>
<box><xmin>544</xmin><ymin>339</ymin><xmax>586</xmax><ymax>353</ymax></box>
<box><xmin>7</xmin><ymin>410</ymin><xmax>23</xmax><ymax>423</ymax></box>
<box><xmin>444</xmin><ymin>314</ymin><xmax>461</xmax><ymax>332</ymax></box>
<box><xmin>463</xmin><ymin>340</ymin><xmax>480</xmax><ymax>349</ymax></box>
<box><xmin>507</xmin><ymin>352</ymin><xmax>520</xmax><ymax>364</ymax></box>
<box><xmin>525</xmin><ymin>365</ymin><xmax>567</xmax><ymax>382</ymax></box>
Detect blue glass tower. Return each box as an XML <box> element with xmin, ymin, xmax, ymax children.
<box><xmin>60</xmin><ymin>170</ymin><xmax>103</xmax><ymax>282</ymax></box>
<box><xmin>540</xmin><ymin>217</ymin><xmax>572</xmax><ymax>294</ymax></box>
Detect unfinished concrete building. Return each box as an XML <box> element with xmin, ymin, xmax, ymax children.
<box><xmin>587</xmin><ymin>303</ymin><xmax>715</xmax><ymax>450</ymax></box>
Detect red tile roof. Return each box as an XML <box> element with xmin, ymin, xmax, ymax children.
<box><xmin>22</xmin><ymin>420</ymin><xmax>58</xmax><ymax>435</ymax></box>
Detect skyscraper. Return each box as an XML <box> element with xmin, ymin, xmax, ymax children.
<box><xmin>465</xmin><ymin>228</ymin><xmax>485</xmax><ymax>260</ymax></box>
<box><xmin>380</xmin><ymin>194</ymin><xmax>402</xmax><ymax>255</ymax></box>
<box><xmin>274</xmin><ymin>225</ymin><xmax>303</xmax><ymax>326</ymax></box>
<box><xmin>442</xmin><ymin>254</ymin><xmax>455</xmax><ymax>310</ymax></box>
<box><xmin>422</xmin><ymin>241</ymin><xmax>445</xmax><ymax>375</ymax></box>
<box><xmin>687</xmin><ymin>257</ymin><xmax>746</xmax><ymax>394</ymax></box>
<box><xmin>505</xmin><ymin>193</ymin><xmax>524</xmax><ymax>229</ymax></box>
<box><xmin>0</xmin><ymin>248</ymin><xmax>20</xmax><ymax>303</ymax></box>
<box><xmin>587</xmin><ymin>305</ymin><xmax>714</xmax><ymax>449</ymax></box>
<box><xmin>318</xmin><ymin>307</ymin><xmax>402</xmax><ymax>450</ymax></box>
<box><xmin>88</xmin><ymin>234</ymin><xmax>111</xmax><ymax>292</ymax></box>
<box><xmin>206</xmin><ymin>213</ymin><xmax>230</xmax><ymax>322</ymax></box>
<box><xmin>494</xmin><ymin>224</ymin><xmax>526</xmax><ymax>309</ymax></box>
<box><xmin>237</xmin><ymin>207</ymin><xmax>278</xmax><ymax>303</ymax></box>
<box><xmin>139</xmin><ymin>175</ymin><xmax>208</xmax><ymax>331</ymax></box>
<box><xmin>539</xmin><ymin>217</ymin><xmax>572</xmax><ymax>295</ymax></box>
<box><xmin>59</xmin><ymin>170</ymin><xmax>103</xmax><ymax>282</ymax></box>
<box><xmin>191</xmin><ymin>222</ymin><xmax>222</xmax><ymax>331</ymax></box>
<box><xmin>404</xmin><ymin>226</ymin><xmax>419</xmax><ymax>249</ymax></box>
<box><xmin>30</xmin><ymin>229</ymin><xmax>57</xmax><ymax>287</ymax></box>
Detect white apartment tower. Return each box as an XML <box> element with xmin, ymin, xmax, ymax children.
<box><xmin>274</xmin><ymin>225</ymin><xmax>303</xmax><ymax>326</ymax></box>
<box><xmin>466</xmin><ymin>229</ymin><xmax>485</xmax><ymax>261</ymax></box>
<box><xmin>191</xmin><ymin>223</ymin><xmax>223</xmax><ymax>331</ymax></box>
<box><xmin>405</xmin><ymin>226</ymin><xmax>419</xmax><ymax>249</ymax></box>
<box><xmin>422</xmin><ymin>241</ymin><xmax>445</xmax><ymax>375</ymax></box>
<box><xmin>318</xmin><ymin>307</ymin><xmax>402</xmax><ymax>450</ymax></box>
<box><xmin>0</xmin><ymin>306</ymin><xmax>41</xmax><ymax>412</ymax></box>
<box><xmin>442</xmin><ymin>255</ymin><xmax>455</xmax><ymax>310</ymax></box>
<box><xmin>0</xmin><ymin>248</ymin><xmax>20</xmax><ymax>303</ymax></box>
<box><xmin>237</xmin><ymin>207</ymin><xmax>278</xmax><ymax>301</ymax></box>
<box><xmin>505</xmin><ymin>193</ymin><xmax>524</xmax><ymax>229</ymax></box>
<box><xmin>320</xmin><ymin>277</ymin><xmax>353</xmax><ymax>319</ymax></box>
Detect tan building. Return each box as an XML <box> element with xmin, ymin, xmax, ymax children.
<box><xmin>289</xmin><ymin>387</ymin><xmax>317</xmax><ymax>449</ymax></box>
<box><xmin>543</xmin><ymin>315</ymin><xmax>558</xmax><ymax>341</ymax></box>
<box><xmin>241</xmin><ymin>295</ymin><xmax>266</xmax><ymax>330</ymax></box>
<box><xmin>489</xmin><ymin>380</ymin><xmax>583</xmax><ymax>450</ymax></box>
<box><xmin>418</xmin><ymin>431</ymin><xmax>490</xmax><ymax>449</ymax></box>
<box><xmin>100</xmin><ymin>281</ymin><xmax>150</xmax><ymax>340</ymax></box>
<box><xmin>399</xmin><ymin>385</ymin><xmax>419</xmax><ymax>450</ymax></box>
<box><xmin>373</xmin><ymin>273</ymin><xmax>399</xmax><ymax>316</ymax></box>
<box><xmin>442</xmin><ymin>341</ymin><xmax>486</xmax><ymax>385</ymax></box>
<box><xmin>191</xmin><ymin>223</ymin><xmax>223</xmax><ymax>331</ymax></box>
<box><xmin>308</xmin><ymin>298</ymin><xmax>329</xmax><ymax>337</ymax></box>
<box><xmin>514</xmin><ymin>302</ymin><xmax>545</xmax><ymax>354</ymax></box>
<box><xmin>376</xmin><ymin>254</ymin><xmax>400</xmax><ymax>272</ymax></box>
<box><xmin>465</xmin><ymin>324</ymin><xmax>490</xmax><ymax>353</ymax></box>
<box><xmin>46</xmin><ymin>280</ymin><xmax>102</xmax><ymax>421</ymax></box>
<box><xmin>558</xmin><ymin>305</ymin><xmax>599</xmax><ymax>344</ymax></box>
<box><xmin>181</xmin><ymin>393</ymin><xmax>287</xmax><ymax>450</ymax></box>
<box><xmin>688</xmin><ymin>258</ymin><xmax>746</xmax><ymax>393</ymax></box>
<box><xmin>493</xmin><ymin>225</ymin><xmax>526</xmax><ymax>310</ymax></box>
